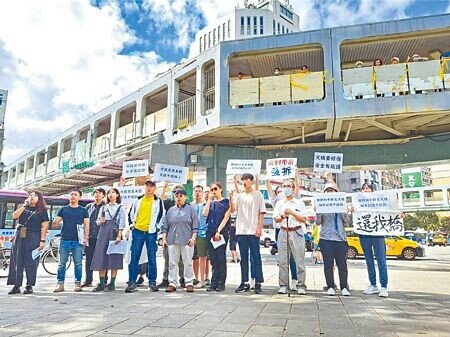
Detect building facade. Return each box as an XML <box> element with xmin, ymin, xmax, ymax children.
<box><xmin>196</xmin><ymin>0</ymin><xmax>300</xmax><ymax>54</ymax></box>
<box><xmin>1</xmin><ymin>13</ymin><xmax>450</xmax><ymax>195</ymax></box>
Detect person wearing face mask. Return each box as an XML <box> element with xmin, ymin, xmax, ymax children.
<box><xmin>316</xmin><ymin>182</ymin><xmax>351</xmax><ymax>297</ymax></box>
<box><xmin>273</xmin><ymin>180</ymin><xmax>308</xmax><ymax>295</ymax></box>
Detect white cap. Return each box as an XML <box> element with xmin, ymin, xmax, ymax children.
<box><xmin>323</xmin><ymin>182</ymin><xmax>339</xmax><ymax>192</ymax></box>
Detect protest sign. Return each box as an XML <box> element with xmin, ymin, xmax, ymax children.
<box><xmin>313</xmin><ymin>152</ymin><xmax>343</xmax><ymax>173</ymax></box>
<box><xmin>314</xmin><ymin>192</ymin><xmax>347</xmax><ymax>213</ymax></box>
<box><xmin>266</xmin><ymin>158</ymin><xmax>297</xmax><ymax>179</ymax></box>
<box><xmin>352</xmin><ymin>191</ymin><xmax>403</xmax><ymax>236</ymax></box>
<box><xmin>153</xmin><ymin>163</ymin><xmax>189</xmax><ymax>184</ymax></box>
<box><xmin>123</xmin><ymin>159</ymin><xmax>148</xmax><ymax>178</ymax></box>
<box><xmin>118</xmin><ymin>186</ymin><xmax>145</xmax><ymax>207</ymax></box>
<box><xmin>226</xmin><ymin>159</ymin><xmax>261</xmax><ymax>175</ymax></box>
<box><xmin>353</xmin><ymin>191</ymin><xmax>398</xmax><ymax>212</ymax></box>
<box><xmin>353</xmin><ymin>211</ymin><xmax>404</xmax><ymax>236</ymax></box>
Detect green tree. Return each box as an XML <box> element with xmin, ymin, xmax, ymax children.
<box><xmin>404</xmin><ymin>212</ymin><xmax>440</xmax><ymax>231</ymax></box>
<box><xmin>439</xmin><ymin>216</ymin><xmax>450</xmax><ymax>232</ymax></box>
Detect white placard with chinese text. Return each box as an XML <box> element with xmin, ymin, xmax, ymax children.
<box><xmin>313</xmin><ymin>152</ymin><xmax>343</xmax><ymax>173</ymax></box>
<box><xmin>118</xmin><ymin>186</ymin><xmax>145</xmax><ymax>207</ymax></box>
<box><xmin>353</xmin><ymin>211</ymin><xmax>404</xmax><ymax>236</ymax></box>
<box><xmin>266</xmin><ymin>158</ymin><xmax>297</xmax><ymax>179</ymax></box>
<box><xmin>122</xmin><ymin>159</ymin><xmax>148</xmax><ymax>178</ymax></box>
<box><xmin>153</xmin><ymin>163</ymin><xmax>189</xmax><ymax>184</ymax></box>
<box><xmin>314</xmin><ymin>192</ymin><xmax>347</xmax><ymax>213</ymax></box>
<box><xmin>353</xmin><ymin>191</ymin><xmax>398</xmax><ymax>212</ymax></box>
<box><xmin>226</xmin><ymin>160</ymin><xmax>261</xmax><ymax>175</ymax></box>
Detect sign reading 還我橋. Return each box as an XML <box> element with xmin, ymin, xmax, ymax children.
<box><xmin>352</xmin><ymin>191</ymin><xmax>404</xmax><ymax>236</ymax></box>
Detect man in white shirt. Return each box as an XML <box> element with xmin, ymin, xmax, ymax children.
<box><xmin>273</xmin><ymin>179</ymin><xmax>308</xmax><ymax>295</ymax></box>
<box><xmin>231</xmin><ymin>173</ymin><xmax>266</xmax><ymax>294</ymax></box>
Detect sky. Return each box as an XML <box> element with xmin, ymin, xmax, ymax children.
<box><xmin>0</xmin><ymin>0</ymin><xmax>449</xmax><ymax>166</ymax></box>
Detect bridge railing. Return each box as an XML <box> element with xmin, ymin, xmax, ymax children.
<box><xmin>47</xmin><ymin>157</ymin><xmax>59</xmax><ymax>173</ymax></box>
<box><xmin>116</xmin><ymin>123</ymin><xmax>134</xmax><ymax>147</ymax></box>
<box><xmin>92</xmin><ymin>134</ymin><xmax>111</xmax><ymax>156</ymax></box>
<box><xmin>143</xmin><ymin>107</ymin><xmax>168</xmax><ymax>136</ymax></box>
<box><xmin>229</xmin><ymin>72</ymin><xmax>325</xmax><ymax>107</ymax></box>
<box><xmin>174</xmin><ymin>96</ymin><xmax>196</xmax><ymax>130</ymax></box>
<box><xmin>396</xmin><ymin>185</ymin><xmax>450</xmax><ymax>211</ymax></box>
<box><xmin>342</xmin><ymin>59</ymin><xmax>448</xmax><ymax>99</ymax></box>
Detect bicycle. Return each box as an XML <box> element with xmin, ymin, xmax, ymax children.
<box><xmin>41</xmin><ymin>235</ymin><xmax>72</xmax><ymax>275</ymax></box>
<box><xmin>0</xmin><ymin>245</ymin><xmax>11</xmax><ymax>277</ymax></box>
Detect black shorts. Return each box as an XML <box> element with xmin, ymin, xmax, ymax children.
<box><xmin>192</xmin><ymin>245</ymin><xmax>199</xmax><ymax>260</ymax></box>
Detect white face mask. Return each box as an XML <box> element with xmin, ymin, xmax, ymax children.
<box><xmin>283</xmin><ymin>188</ymin><xmax>293</xmax><ymax>197</ymax></box>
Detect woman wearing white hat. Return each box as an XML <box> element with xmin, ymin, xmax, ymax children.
<box><xmin>315</xmin><ymin>182</ymin><xmax>351</xmax><ymax>296</ymax></box>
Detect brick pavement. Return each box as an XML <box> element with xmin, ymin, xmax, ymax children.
<box><xmin>1</xmin><ymin>249</ymin><xmax>449</xmax><ymax>337</ymax></box>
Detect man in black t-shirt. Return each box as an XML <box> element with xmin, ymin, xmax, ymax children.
<box><xmin>82</xmin><ymin>188</ymin><xmax>106</xmax><ymax>287</ymax></box>
<box><xmin>52</xmin><ymin>189</ymin><xmax>89</xmax><ymax>292</ymax></box>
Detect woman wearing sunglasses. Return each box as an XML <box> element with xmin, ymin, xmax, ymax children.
<box><xmin>203</xmin><ymin>182</ymin><xmax>232</xmax><ymax>292</ymax></box>
<box><xmin>8</xmin><ymin>191</ymin><xmax>49</xmax><ymax>295</ymax></box>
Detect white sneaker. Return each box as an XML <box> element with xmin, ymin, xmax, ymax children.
<box><xmin>194</xmin><ymin>281</ymin><xmax>205</xmax><ymax>289</ymax></box>
<box><xmin>379</xmin><ymin>287</ymin><xmax>389</xmax><ymax>297</ymax></box>
<box><xmin>363</xmin><ymin>285</ymin><xmax>380</xmax><ymax>295</ymax></box>
<box><xmin>291</xmin><ymin>279</ymin><xmax>298</xmax><ymax>289</ymax></box>
<box><xmin>326</xmin><ymin>287</ymin><xmax>336</xmax><ymax>296</ymax></box>
<box><xmin>278</xmin><ymin>286</ymin><xmax>288</xmax><ymax>294</ymax></box>
<box><xmin>341</xmin><ymin>288</ymin><xmax>350</xmax><ymax>296</ymax></box>
<box><xmin>297</xmin><ymin>287</ymin><xmax>307</xmax><ymax>295</ymax></box>
<box><xmin>74</xmin><ymin>283</ymin><xmax>82</xmax><ymax>292</ymax></box>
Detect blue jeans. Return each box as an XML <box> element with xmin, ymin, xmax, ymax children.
<box><xmin>238</xmin><ymin>235</ymin><xmax>264</xmax><ymax>283</ymax></box>
<box><xmin>128</xmin><ymin>229</ymin><xmax>158</xmax><ymax>284</ymax></box>
<box><xmin>360</xmin><ymin>236</ymin><xmax>388</xmax><ymax>288</ymax></box>
<box><xmin>57</xmin><ymin>240</ymin><xmax>83</xmax><ymax>284</ymax></box>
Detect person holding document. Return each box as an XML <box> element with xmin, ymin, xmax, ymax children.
<box><xmin>7</xmin><ymin>191</ymin><xmax>49</xmax><ymax>295</ymax></box>
<box><xmin>315</xmin><ymin>182</ymin><xmax>350</xmax><ymax>297</ymax></box>
<box><xmin>161</xmin><ymin>188</ymin><xmax>199</xmax><ymax>292</ymax></box>
<box><xmin>203</xmin><ymin>182</ymin><xmax>231</xmax><ymax>292</ymax></box>
<box><xmin>358</xmin><ymin>183</ymin><xmax>389</xmax><ymax>298</ymax></box>
<box><xmin>91</xmin><ymin>188</ymin><xmax>126</xmax><ymax>292</ymax></box>
<box><xmin>231</xmin><ymin>173</ymin><xmax>266</xmax><ymax>294</ymax></box>
<box><xmin>52</xmin><ymin>189</ymin><xmax>89</xmax><ymax>292</ymax></box>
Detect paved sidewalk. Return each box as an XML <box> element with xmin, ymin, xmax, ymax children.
<box><xmin>1</xmin><ymin>250</ymin><xmax>449</xmax><ymax>337</ymax></box>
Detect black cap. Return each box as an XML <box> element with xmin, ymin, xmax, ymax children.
<box><xmin>173</xmin><ymin>188</ymin><xmax>186</xmax><ymax>196</ymax></box>
<box><xmin>145</xmin><ymin>179</ymin><xmax>156</xmax><ymax>186</ymax></box>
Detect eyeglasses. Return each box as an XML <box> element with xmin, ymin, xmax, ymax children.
<box><xmin>210</xmin><ymin>187</ymin><xmax>219</xmax><ymax>191</ymax></box>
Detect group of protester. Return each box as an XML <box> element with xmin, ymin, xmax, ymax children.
<box><xmin>6</xmin><ymin>173</ymin><xmax>389</xmax><ymax>298</ymax></box>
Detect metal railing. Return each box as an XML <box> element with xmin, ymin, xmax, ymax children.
<box><xmin>175</xmin><ymin>96</ymin><xmax>196</xmax><ymax>130</ymax></box>
<box><xmin>203</xmin><ymin>66</ymin><xmax>215</xmax><ymax>115</ymax></box>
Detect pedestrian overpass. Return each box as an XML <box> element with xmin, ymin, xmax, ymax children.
<box><xmin>1</xmin><ymin>14</ymin><xmax>450</xmax><ymax>195</ymax></box>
